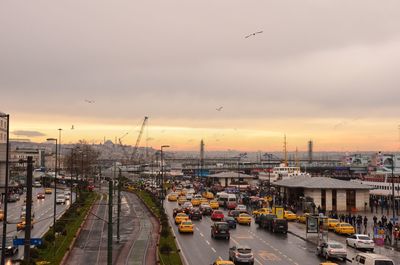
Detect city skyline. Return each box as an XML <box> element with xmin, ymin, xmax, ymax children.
<box><xmin>2</xmin><ymin>1</ymin><xmax>400</xmax><ymax>151</ymax></box>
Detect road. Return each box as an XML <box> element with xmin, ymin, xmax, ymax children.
<box><xmin>164</xmin><ymin>200</ymin><xmax>366</xmax><ymax>265</ymax></box>
<box><xmin>66</xmin><ymin>190</ymin><xmax>156</xmax><ymax>265</ymax></box>
<box><xmin>0</xmin><ymin>186</ymin><xmax>75</xmax><ymax>261</ymax></box>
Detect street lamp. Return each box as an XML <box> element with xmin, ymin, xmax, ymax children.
<box><xmin>64</xmin><ymin>147</ymin><xmax>74</xmax><ymax>202</ymax></box>
<box><xmin>160</xmin><ymin>145</ymin><xmax>170</xmax><ymax>210</ymax></box>
<box><xmin>236</xmin><ymin>153</ymin><xmax>247</xmax><ymax>193</ymax></box>
<box><xmin>0</xmin><ymin>114</ymin><xmax>9</xmax><ymax>265</ymax></box>
<box><xmin>263</xmin><ymin>153</ymin><xmax>273</xmax><ymax>191</ymax></box>
<box><xmin>46</xmin><ymin>138</ymin><xmax>57</xmax><ymax>241</ymax></box>
<box><xmin>388</xmin><ymin>154</ymin><xmax>396</xmax><ymax>231</ymax></box>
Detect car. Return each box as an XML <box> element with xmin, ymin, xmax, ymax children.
<box><xmin>212</xmin><ymin>259</ymin><xmax>234</xmax><ymax>265</ymax></box>
<box><xmin>236</xmin><ymin>213</ymin><xmax>252</xmax><ymax>225</ymax></box>
<box><xmin>209</xmin><ymin>200</ymin><xmax>219</xmax><ymax>209</ymax></box>
<box><xmin>17</xmin><ymin>218</ymin><xmax>34</xmax><ymax>231</ymax></box>
<box><xmin>252</xmin><ymin>208</ymin><xmax>270</xmax><ymax>216</ymax></box>
<box><xmin>177</xmin><ymin>196</ymin><xmax>187</xmax><ymax>206</ymax></box>
<box><xmin>346</xmin><ymin>234</ymin><xmax>375</xmax><ymax>251</ymax></box>
<box><xmin>173</xmin><ymin>207</ymin><xmax>185</xmax><ymax>217</ymax></box>
<box><xmin>210</xmin><ymin>222</ymin><xmax>230</xmax><ymax>239</ymax></box>
<box><xmin>33</xmin><ymin>181</ymin><xmax>42</xmax><ymax>188</ymax></box>
<box><xmin>7</xmin><ymin>194</ymin><xmax>19</xmax><ymax>203</ymax></box>
<box><xmin>223</xmin><ymin>216</ymin><xmax>237</xmax><ymax>229</ymax></box>
<box><xmin>327</xmin><ymin>218</ymin><xmax>340</xmax><ymax>230</ymax></box>
<box><xmin>228</xmin><ymin>210</ymin><xmax>240</xmax><ymax>218</ymax></box>
<box><xmin>200</xmin><ymin>205</ymin><xmax>213</xmax><ymax>216</ymax></box>
<box><xmin>37</xmin><ymin>193</ymin><xmax>45</xmax><ymax>200</ymax></box>
<box><xmin>211</xmin><ymin>210</ymin><xmax>224</xmax><ymax>221</ymax></box>
<box><xmin>334</xmin><ymin>222</ymin><xmax>355</xmax><ymax>235</ymax></box>
<box><xmin>178</xmin><ymin>220</ymin><xmax>194</xmax><ymax>233</ymax></box>
<box><xmin>45</xmin><ymin>188</ymin><xmax>52</xmax><ymax>194</ymax></box>
<box><xmin>202</xmin><ymin>191</ymin><xmax>214</xmax><ymax>200</ymax></box>
<box><xmin>0</xmin><ymin>210</ymin><xmax>3</xmax><ymax>221</ymax></box>
<box><xmin>20</xmin><ymin>206</ymin><xmax>35</xmax><ymax>218</ymax></box>
<box><xmin>200</xmin><ymin>198</ymin><xmax>209</xmax><ymax>204</ymax></box>
<box><xmin>258</xmin><ymin>214</ymin><xmax>277</xmax><ymax>230</ymax></box>
<box><xmin>271</xmin><ymin>218</ymin><xmax>288</xmax><ymax>233</ymax></box>
<box><xmin>191</xmin><ymin>198</ymin><xmax>201</xmax><ymax>206</ymax></box>
<box><xmin>189</xmin><ymin>209</ymin><xmax>203</xmax><ymax>220</ymax></box>
<box><xmin>56</xmin><ymin>194</ymin><xmax>66</xmax><ymax>204</ymax></box>
<box><xmin>351</xmin><ymin>253</ymin><xmax>395</xmax><ymax>265</ymax></box>
<box><xmin>284</xmin><ymin>210</ymin><xmax>297</xmax><ymax>221</ymax></box>
<box><xmin>319</xmin><ymin>263</ymin><xmax>338</xmax><ymax>265</ymax></box>
<box><xmin>175</xmin><ymin>213</ymin><xmax>189</xmax><ymax>225</ymax></box>
<box><xmin>185</xmin><ymin>194</ymin><xmax>193</xmax><ymax>200</ymax></box>
<box><xmin>168</xmin><ymin>193</ymin><xmax>178</xmax><ymax>201</ymax></box>
<box><xmin>235</xmin><ymin>204</ymin><xmax>247</xmax><ymax>213</ymax></box>
<box><xmin>316</xmin><ymin>241</ymin><xmax>347</xmax><ymax>261</ymax></box>
<box><xmin>296</xmin><ymin>213</ymin><xmax>310</xmax><ymax>223</ymax></box>
<box><xmin>228</xmin><ymin>245</ymin><xmax>254</xmax><ymax>265</ymax></box>
<box><xmin>0</xmin><ymin>237</ymin><xmax>18</xmax><ymax>256</ymax></box>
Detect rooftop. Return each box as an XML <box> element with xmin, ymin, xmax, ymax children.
<box><xmin>209</xmin><ymin>171</ymin><xmax>255</xmax><ymax>179</ymax></box>
<box><xmin>274</xmin><ymin>176</ymin><xmax>372</xmax><ymax>190</ymax></box>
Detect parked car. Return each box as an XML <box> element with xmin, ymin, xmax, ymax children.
<box><xmin>327</xmin><ymin>218</ymin><xmax>340</xmax><ymax>230</ymax></box>
<box><xmin>316</xmin><ymin>241</ymin><xmax>347</xmax><ymax>261</ymax></box>
<box><xmin>211</xmin><ymin>210</ymin><xmax>224</xmax><ymax>221</ymax></box>
<box><xmin>223</xmin><ymin>216</ymin><xmax>237</xmax><ymax>229</ymax></box>
<box><xmin>228</xmin><ymin>245</ymin><xmax>254</xmax><ymax>265</ymax></box>
<box><xmin>351</xmin><ymin>253</ymin><xmax>394</xmax><ymax>265</ymax></box>
<box><xmin>271</xmin><ymin>218</ymin><xmax>288</xmax><ymax>233</ymax></box>
<box><xmin>0</xmin><ymin>237</ymin><xmax>18</xmax><ymax>256</ymax></box>
<box><xmin>210</xmin><ymin>222</ymin><xmax>230</xmax><ymax>239</ymax></box>
<box><xmin>346</xmin><ymin>234</ymin><xmax>374</xmax><ymax>251</ymax></box>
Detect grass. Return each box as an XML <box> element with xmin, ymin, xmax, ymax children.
<box><xmin>35</xmin><ymin>192</ymin><xmax>98</xmax><ymax>264</ymax></box>
<box><xmin>134</xmin><ymin>189</ymin><xmax>183</xmax><ymax>265</ymax></box>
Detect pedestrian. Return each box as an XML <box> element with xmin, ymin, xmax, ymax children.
<box><xmin>373</xmin><ymin>215</ymin><xmax>377</xmax><ymax>225</ymax></box>
<box><xmin>363</xmin><ymin>216</ymin><xmax>368</xmax><ymax>234</ymax></box>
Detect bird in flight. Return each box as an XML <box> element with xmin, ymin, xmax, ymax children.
<box><xmin>85</xmin><ymin>99</ymin><xmax>95</xmax><ymax>104</ymax></box>
<box><xmin>71</xmin><ymin>125</ymin><xmax>74</xmax><ymax>130</ymax></box>
<box><xmin>216</xmin><ymin>106</ymin><xmax>223</xmax><ymax>111</ymax></box>
<box><xmin>245</xmin><ymin>31</ymin><xmax>263</xmax><ymax>38</ymax></box>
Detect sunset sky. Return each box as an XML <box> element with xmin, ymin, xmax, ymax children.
<box><xmin>1</xmin><ymin>0</ymin><xmax>400</xmax><ymax>152</ymax></box>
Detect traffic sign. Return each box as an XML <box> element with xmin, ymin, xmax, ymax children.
<box><xmin>13</xmin><ymin>238</ymin><xmax>43</xmax><ymax>246</ymax></box>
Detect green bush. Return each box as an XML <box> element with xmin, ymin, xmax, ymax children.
<box><xmin>44</xmin><ymin>232</ymin><xmax>55</xmax><ymax>242</ymax></box>
<box><xmin>160</xmin><ymin>243</ymin><xmax>172</xmax><ymax>254</ymax></box>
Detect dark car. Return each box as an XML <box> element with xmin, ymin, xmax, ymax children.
<box><xmin>200</xmin><ymin>205</ymin><xmax>213</xmax><ymax>216</ymax></box>
<box><xmin>7</xmin><ymin>194</ymin><xmax>19</xmax><ymax>203</ymax></box>
<box><xmin>211</xmin><ymin>222</ymin><xmax>230</xmax><ymax>239</ymax></box>
<box><xmin>36</xmin><ymin>193</ymin><xmax>45</xmax><ymax>200</ymax></box>
<box><xmin>0</xmin><ymin>237</ymin><xmax>18</xmax><ymax>256</ymax></box>
<box><xmin>228</xmin><ymin>210</ymin><xmax>240</xmax><ymax>218</ymax></box>
<box><xmin>189</xmin><ymin>209</ymin><xmax>203</xmax><ymax>220</ymax></box>
<box><xmin>223</xmin><ymin>216</ymin><xmax>237</xmax><ymax>229</ymax></box>
<box><xmin>228</xmin><ymin>245</ymin><xmax>254</xmax><ymax>265</ymax></box>
<box><xmin>271</xmin><ymin>218</ymin><xmax>288</xmax><ymax>233</ymax></box>
<box><xmin>173</xmin><ymin>207</ymin><xmax>184</xmax><ymax>217</ymax></box>
<box><xmin>258</xmin><ymin>214</ymin><xmax>277</xmax><ymax>230</ymax></box>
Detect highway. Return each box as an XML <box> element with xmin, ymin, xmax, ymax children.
<box><xmin>0</xmin><ymin>186</ymin><xmax>75</xmax><ymax>261</ymax></box>
<box><xmin>164</xmin><ymin>200</ymin><xmax>374</xmax><ymax>265</ymax></box>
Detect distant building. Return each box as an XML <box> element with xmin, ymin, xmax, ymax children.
<box><xmin>275</xmin><ymin>176</ymin><xmax>372</xmax><ymax>212</ymax></box>
<box><xmin>208</xmin><ymin>171</ymin><xmax>257</xmax><ymax>188</ymax></box>
<box><xmin>10</xmin><ymin>147</ymin><xmax>45</xmax><ymax>168</ymax></box>
<box><xmin>0</xmin><ymin>112</ymin><xmax>8</xmax><ymax>190</ymax></box>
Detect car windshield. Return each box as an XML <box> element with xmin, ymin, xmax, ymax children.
<box><xmin>342</xmin><ymin>224</ymin><xmax>352</xmax><ymax>227</ymax></box>
<box><xmin>214</xmin><ymin>211</ymin><xmax>222</xmax><ymax>214</ymax></box>
<box><xmin>182</xmin><ymin>221</ymin><xmax>192</xmax><ymax>225</ymax></box>
<box><xmin>237</xmin><ymin>248</ymin><xmax>252</xmax><ymax>254</ymax></box>
<box><xmin>225</xmin><ymin>217</ymin><xmax>234</xmax><ymax>221</ymax></box>
<box><xmin>375</xmin><ymin>261</ymin><xmax>394</xmax><ymax>265</ymax></box>
<box><xmin>358</xmin><ymin>236</ymin><xmax>371</xmax><ymax>240</ymax></box>
<box><xmin>177</xmin><ymin>213</ymin><xmax>186</xmax><ymax>217</ymax></box>
<box><xmin>217</xmin><ymin>224</ymin><xmax>229</xmax><ymax>230</ymax></box>
<box><xmin>329</xmin><ymin>243</ymin><xmax>343</xmax><ymax>249</ymax></box>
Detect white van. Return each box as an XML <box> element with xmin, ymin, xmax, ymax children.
<box><xmin>216</xmin><ymin>192</ymin><xmax>229</xmax><ymax>206</ymax></box>
<box><xmin>351</xmin><ymin>253</ymin><xmax>395</xmax><ymax>265</ymax></box>
<box><xmin>226</xmin><ymin>194</ymin><xmax>237</xmax><ymax>210</ymax></box>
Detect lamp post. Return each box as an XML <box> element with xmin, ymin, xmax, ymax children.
<box><xmin>160</xmin><ymin>145</ymin><xmax>170</xmax><ymax>210</ymax></box>
<box><xmin>263</xmin><ymin>153</ymin><xmax>273</xmax><ymax>192</ymax></box>
<box><xmin>389</xmin><ymin>154</ymin><xmax>396</xmax><ymax>230</ymax></box>
<box><xmin>64</xmin><ymin>147</ymin><xmax>74</xmax><ymax>202</ymax></box>
<box><xmin>46</xmin><ymin>138</ymin><xmax>58</xmax><ymax>242</ymax></box>
<box><xmin>0</xmin><ymin>114</ymin><xmax>9</xmax><ymax>265</ymax></box>
<box><xmin>236</xmin><ymin>153</ymin><xmax>247</xmax><ymax>194</ymax></box>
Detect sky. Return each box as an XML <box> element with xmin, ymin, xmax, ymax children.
<box><xmin>1</xmin><ymin>0</ymin><xmax>400</xmax><ymax>152</ymax></box>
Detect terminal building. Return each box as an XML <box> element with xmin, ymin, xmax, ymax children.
<box><xmin>274</xmin><ymin>176</ymin><xmax>372</xmax><ymax>213</ymax></box>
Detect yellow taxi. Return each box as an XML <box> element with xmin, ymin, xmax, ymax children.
<box><xmin>167</xmin><ymin>193</ymin><xmax>178</xmax><ymax>202</ymax></box>
<box><xmin>327</xmin><ymin>218</ymin><xmax>340</xmax><ymax>230</ymax></box>
<box><xmin>200</xmin><ymin>198</ymin><xmax>209</xmax><ymax>204</ymax></box>
<box><xmin>191</xmin><ymin>198</ymin><xmax>201</xmax><ymax>206</ymax></box>
<box><xmin>181</xmin><ymin>189</ymin><xmax>188</xmax><ymax>196</ymax></box>
<box><xmin>209</xmin><ymin>200</ymin><xmax>219</xmax><ymax>209</ymax></box>
<box><xmin>319</xmin><ymin>263</ymin><xmax>338</xmax><ymax>265</ymax></box>
<box><xmin>178</xmin><ymin>220</ymin><xmax>194</xmax><ymax>233</ymax></box>
<box><xmin>296</xmin><ymin>213</ymin><xmax>310</xmax><ymax>223</ymax></box>
<box><xmin>0</xmin><ymin>210</ymin><xmax>4</xmax><ymax>221</ymax></box>
<box><xmin>175</xmin><ymin>213</ymin><xmax>189</xmax><ymax>225</ymax></box>
<box><xmin>212</xmin><ymin>259</ymin><xmax>234</xmax><ymax>265</ymax></box>
<box><xmin>202</xmin><ymin>191</ymin><xmax>214</xmax><ymax>200</ymax></box>
<box><xmin>334</xmin><ymin>222</ymin><xmax>355</xmax><ymax>235</ymax></box>
<box><xmin>44</xmin><ymin>188</ymin><xmax>52</xmax><ymax>194</ymax></box>
<box><xmin>284</xmin><ymin>210</ymin><xmax>297</xmax><ymax>221</ymax></box>
<box><xmin>252</xmin><ymin>208</ymin><xmax>270</xmax><ymax>216</ymax></box>
<box><xmin>236</xmin><ymin>213</ymin><xmax>252</xmax><ymax>225</ymax></box>
<box><xmin>17</xmin><ymin>218</ymin><xmax>34</xmax><ymax>231</ymax></box>
<box><xmin>177</xmin><ymin>196</ymin><xmax>187</xmax><ymax>206</ymax></box>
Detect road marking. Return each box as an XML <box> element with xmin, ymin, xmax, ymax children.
<box><xmin>211</xmin><ymin>247</ymin><xmax>216</xmax><ymax>253</ymax></box>
<box><xmin>196</xmin><ymin>227</ymin><xmax>199</xmax><ymax>231</ymax></box>
<box><xmin>205</xmin><ymin>240</ymin><xmax>210</xmax><ymax>245</ymax></box>
<box><xmin>254</xmin><ymin>258</ymin><xmax>263</xmax><ymax>265</ymax></box>
<box><xmin>200</xmin><ymin>233</ymin><xmax>204</xmax><ymax>237</ymax></box>
<box><xmin>231</xmin><ymin>238</ymin><xmax>239</xmax><ymax>245</ymax></box>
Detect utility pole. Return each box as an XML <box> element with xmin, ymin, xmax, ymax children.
<box><xmin>391</xmin><ymin>154</ymin><xmax>396</xmax><ymax>240</ymax></box>
<box><xmin>108</xmin><ymin>180</ymin><xmax>113</xmax><ymax>265</ymax></box>
<box><xmin>1</xmin><ymin>114</ymin><xmax>10</xmax><ymax>265</ymax></box>
<box><xmin>117</xmin><ymin>169</ymin><xmax>121</xmax><ymax>243</ymax></box>
<box><xmin>24</xmin><ymin>156</ymin><xmax>33</xmax><ymax>263</ymax></box>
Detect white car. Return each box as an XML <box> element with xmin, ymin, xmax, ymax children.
<box><xmin>346</xmin><ymin>234</ymin><xmax>375</xmax><ymax>251</ymax></box>
<box><xmin>56</xmin><ymin>194</ymin><xmax>66</xmax><ymax>204</ymax></box>
<box><xmin>351</xmin><ymin>253</ymin><xmax>394</xmax><ymax>265</ymax></box>
<box><xmin>64</xmin><ymin>191</ymin><xmax>71</xmax><ymax>200</ymax></box>
<box><xmin>235</xmin><ymin>204</ymin><xmax>247</xmax><ymax>212</ymax></box>
<box><xmin>33</xmin><ymin>181</ymin><xmax>41</xmax><ymax>188</ymax></box>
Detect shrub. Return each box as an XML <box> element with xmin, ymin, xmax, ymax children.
<box><xmin>44</xmin><ymin>232</ymin><xmax>55</xmax><ymax>242</ymax></box>
<box><xmin>160</xmin><ymin>243</ymin><xmax>172</xmax><ymax>254</ymax></box>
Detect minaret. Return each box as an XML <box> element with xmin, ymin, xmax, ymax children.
<box><xmin>200</xmin><ymin>140</ymin><xmax>205</xmax><ymax>177</ymax></box>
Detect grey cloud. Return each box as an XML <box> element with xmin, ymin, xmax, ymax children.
<box><xmin>13</xmin><ymin>130</ymin><xmax>46</xmax><ymax>137</ymax></box>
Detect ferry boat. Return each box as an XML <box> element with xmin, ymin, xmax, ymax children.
<box><xmin>258</xmin><ymin>164</ymin><xmax>310</xmax><ymax>182</ymax></box>
<box><xmin>352</xmin><ymin>173</ymin><xmax>400</xmax><ymax>197</ymax></box>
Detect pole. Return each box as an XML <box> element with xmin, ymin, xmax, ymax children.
<box><xmin>24</xmin><ymin>156</ymin><xmax>33</xmax><ymax>262</ymax></box>
<box><xmin>1</xmin><ymin>114</ymin><xmax>9</xmax><ymax>265</ymax></box>
<box><xmin>161</xmin><ymin>148</ymin><xmax>164</xmax><ymax>210</ymax></box>
<box><xmin>54</xmin><ymin>140</ymin><xmax>58</xmax><ymax>242</ymax></box>
<box><xmin>108</xmin><ymin>180</ymin><xmax>113</xmax><ymax>265</ymax></box>
<box><xmin>117</xmin><ymin>169</ymin><xmax>121</xmax><ymax>243</ymax></box>
<box><xmin>392</xmin><ymin>155</ymin><xmax>396</xmax><ymax>233</ymax></box>
<box><xmin>70</xmin><ymin>149</ymin><xmax>73</xmax><ymax>202</ymax></box>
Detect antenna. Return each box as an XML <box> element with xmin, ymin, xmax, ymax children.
<box><xmin>284</xmin><ymin>134</ymin><xmax>288</xmax><ymax>166</ymax></box>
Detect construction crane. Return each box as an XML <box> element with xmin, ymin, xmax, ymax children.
<box><xmin>130</xmin><ymin>116</ymin><xmax>148</xmax><ymax>162</ymax></box>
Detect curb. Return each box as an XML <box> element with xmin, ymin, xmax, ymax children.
<box><xmin>60</xmin><ymin>193</ymin><xmax>99</xmax><ymax>265</ymax></box>
<box><xmin>287</xmin><ymin>230</ymin><xmax>317</xmax><ymax>245</ymax></box>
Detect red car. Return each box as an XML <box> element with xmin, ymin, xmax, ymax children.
<box><xmin>36</xmin><ymin>193</ymin><xmax>45</xmax><ymax>199</ymax></box>
<box><xmin>211</xmin><ymin>210</ymin><xmax>224</xmax><ymax>221</ymax></box>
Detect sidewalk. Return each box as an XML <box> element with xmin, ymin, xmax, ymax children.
<box><xmin>287</xmin><ymin>221</ymin><xmax>399</xmax><ymax>261</ymax></box>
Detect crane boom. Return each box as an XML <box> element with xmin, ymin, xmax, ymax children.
<box><xmin>130</xmin><ymin>116</ymin><xmax>148</xmax><ymax>162</ymax></box>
